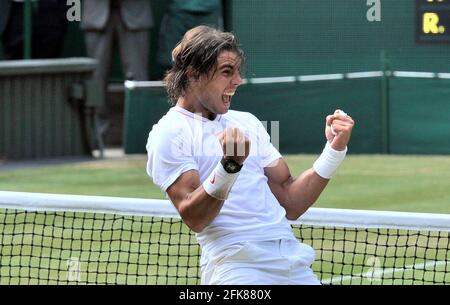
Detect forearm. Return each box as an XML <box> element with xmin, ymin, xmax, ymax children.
<box><xmin>177</xmin><ymin>187</ymin><xmax>225</xmax><ymax>233</ymax></box>
<box><xmin>283</xmin><ymin>169</ymin><xmax>329</xmax><ymax>220</ymax></box>
<box><xmin>175</xmin><ymin>161</ymin><xmax>240</xmax><ymax>233</ymax></box>
<box><xmin>267</xmin><ymin>110</ymin><xmax>354</xmax><ymax>220</ymax></box>
<box><xmin>283</xmin><ymin>142</ymin><xmax>347</xmax><ymax>219</ymax></box>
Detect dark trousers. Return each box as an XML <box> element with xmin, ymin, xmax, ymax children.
<box><xmin>1</xmin><ymin>1</ymin><xmax>68</xmax><ymax>59</ymax></box>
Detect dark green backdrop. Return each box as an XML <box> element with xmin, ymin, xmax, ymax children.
<box><xmin>229</xmin><ymin>0</ymin><xmax>450</xmax><ymax>77</ymax></box>
<box><xmin>3</xmin><ymin>1</ymin><xmax>450</xmax><ymax>79</ymax></box>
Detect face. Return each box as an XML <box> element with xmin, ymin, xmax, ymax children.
<box><xmin>190</xmin><ymin>51</ymin><xmax>242</xmax><ymax>118</ymax></box>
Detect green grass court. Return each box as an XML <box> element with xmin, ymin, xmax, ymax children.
<box><xmin>1</xmin><ymin>154</ymin><xmax>450</xmax><ymax>284</ymax></box>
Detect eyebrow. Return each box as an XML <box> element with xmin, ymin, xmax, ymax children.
<box><xmin>219</xmin><ymin>64</ymin><xmax>235</xmax><ymax>70</ymax></box>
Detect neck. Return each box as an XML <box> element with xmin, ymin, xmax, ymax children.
<box><xmin>176</xmin><ymin>96</ymin><xmax>217</xmax><ymax>120</ymax></box>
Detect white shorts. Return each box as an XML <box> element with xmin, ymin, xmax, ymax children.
<box><xmin>200</xmin><ymin>239</ymin><xmax>320</xmax><ymax>285</ymax></box>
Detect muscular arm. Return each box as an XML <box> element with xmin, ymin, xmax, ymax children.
<box><xmin>166</xmin><ymin>170</ymin><xmax>224</xmax><ymax>233</ymax></box>
<box><xmin>265</xmin><ymin>109</ymin><xmax>355</xmax><ymax>220</ymax></box>
<box><xmin>265</xmin><ymin>159</ymin><xmax>329</xmax><ymax>220</ymax></box>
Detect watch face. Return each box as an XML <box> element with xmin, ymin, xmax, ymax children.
<box><xmin>228</xmin><ymin>162</ymin><xmax>238</xmax><ymax>172</ymax></box>
<box><xmin>223</xmin><ymin>159</ymin><xmax>242</xmax><ymax>173</ymax></box>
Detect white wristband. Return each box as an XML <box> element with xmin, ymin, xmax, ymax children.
<box><xmin>313</xmin><ymin>142</ymin><xmax>347</xmax><ymax>179</ymax></box>
<box><xmin>202</xmin><ymin>161</ymin><xmax>240</xmax><ymax>200</ymax></box>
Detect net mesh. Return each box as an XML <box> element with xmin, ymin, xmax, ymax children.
<box><xmin>0</xmin><ymin>191</ymin><xmax>449</xmax><ymax>285</ymax></box>
<box><xmin>0</xmin><ymin>210</ymin><xmax>198</xmax><ymax>285</ymax></box>
<box><xmin>295</xmin><ymin>226</ymin><xmax>449</xmax><ymax>285</ymax></box>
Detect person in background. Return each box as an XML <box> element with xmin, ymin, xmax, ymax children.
<box><xmin>81</xmin><ymin>0</ymin><xmax>153</xmax><ymax>124</ymax></box>
<box><xmin>0</xmin><ymin>0</ymin><xmax>68</xmax><ymax>59</ymax></box>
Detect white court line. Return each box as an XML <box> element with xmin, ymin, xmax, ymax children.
<box><xmin>321</xmin><ymin>260</ymin><xmax>448</xmax><ymax>285</ymax></box>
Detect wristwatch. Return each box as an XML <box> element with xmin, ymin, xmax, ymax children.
<box><xmin>221</xmin><ymin>158</ymin><xmax>243</xmax><ymax>174</ymax></box>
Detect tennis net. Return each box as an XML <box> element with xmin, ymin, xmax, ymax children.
<box><xmin>0</xmin><ymin>191</ymin><xmax>449</xmax><ymax>284</ymax></box>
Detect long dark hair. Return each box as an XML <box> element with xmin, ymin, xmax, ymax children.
<box><xmin>164</xmin><ymin>26</ymin><xmax>245</xmax><ymax>105</ymax></box>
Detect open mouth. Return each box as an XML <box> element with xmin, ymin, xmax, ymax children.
<box><xmin>222</xmin><ymin>91</ymin><xmax>235</xmax><ymax>105</ymax></box>
<box><xmin>224</xmin><ymin>91</ymin><xmax>235</xmax><ymax>97</ymax></box>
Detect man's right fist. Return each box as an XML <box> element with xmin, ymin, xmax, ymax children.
<box><xmin>218</xmin><ymin>128</ymin><xmax>251</xmax><ymax>165</ymax></box>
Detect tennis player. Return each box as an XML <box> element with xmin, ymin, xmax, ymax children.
<box><xmin>146</xmin><ymin>26</ymin><xmax>355</xmax><ymax>285</ymax></box>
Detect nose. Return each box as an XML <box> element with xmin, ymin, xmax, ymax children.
<box><xmin>232</xmin><ymin>70</ymin><xmax>242</xmax><ymax>88</ymax></box>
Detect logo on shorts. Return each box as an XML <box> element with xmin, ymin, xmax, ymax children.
<box><xmin>210</xmin><ymin>174</ymin><xmax>216</xmax><ymax>184</ymax></box>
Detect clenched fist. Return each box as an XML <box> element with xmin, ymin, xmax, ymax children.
<box><xmin>218</xmin><ymin>127</ymin><xmax>251</xmax><ymax>165</ymax></box>
<box><xmin>325</xmin><ymin>109</ymin><xmax>355</xmax><ymax>151</ymax></box>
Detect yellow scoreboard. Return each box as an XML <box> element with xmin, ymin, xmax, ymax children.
<box><xmin>417</xmin><ymin>0</ymin><xmax>450</xmax><ymax>42</ymax></box>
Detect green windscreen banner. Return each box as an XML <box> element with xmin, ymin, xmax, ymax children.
<box><xmin>124</xmin><ymin>76</ymin><xmax>450</xmax><ymax>155</ymax></box>
<box><xmin>389</xmin><ymin>78</ymin><xmax>450</xmax><ymax>154</ymax></box>
<box><xmin>124</xmin><ymin>78</ymin><xmax>382</xmax><ymax>155</ymax></box>
<box><xmin>123</xmin><ymin>87</ymin><xmax>170</xmax><ymax>154</ymax></box>
<box><xmin>229</xmin><ymin>0</ymin><xmax>450</xmax><ymax>77</ymax></box>
<box><xmin>230</xmin><ymin>79</ymin><xmax>382</xmax><ymax>154</ymax></box>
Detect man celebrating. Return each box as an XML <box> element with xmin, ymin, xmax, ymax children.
<box><xmin>146</xmin><ymin>26</ymin><xmax>355</xmax><ymax>285</ymax></box>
